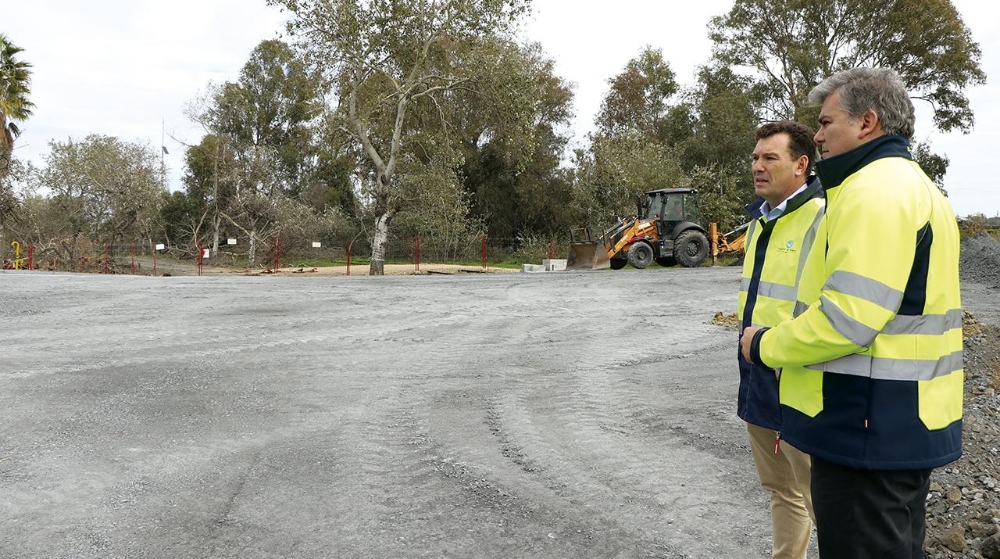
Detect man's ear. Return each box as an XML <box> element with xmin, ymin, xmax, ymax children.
<box><xmin>795</xmin><ymin>154</ymin><xmax>809</xmax><ymax>177</ymax></box>
<box><xmin>858</xmin><ymin>109</ymin><xmax>882</xmax><ymax>140</ymax></box>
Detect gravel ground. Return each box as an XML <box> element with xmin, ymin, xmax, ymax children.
<box><xmin>1</xmin><ymin>267</ymin><xmax>770</xmax><ymax>558</ymax></box>
<box><xmin>1</xmin><ymin>250</ymin><xmax>997</xmax><ymax>558</ymax></box>
<box><xmin>924</xmin><ymin>313</ymin><xmax>1000</xmax><ymax>559</ymax></box>
<box><xmin>924</xmin><ymin>232</ymin><xmax>1000</xmax><ymax>559</ymax></box>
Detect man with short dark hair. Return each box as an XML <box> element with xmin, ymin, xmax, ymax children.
<box><xmin>741</xmin><ymin>67</ymin><xmax>964</xmax><ymax>559</ymax></box>
<box><xmin>739</xmin><ymin>120</ymin><xmax>823</xmax><ymax>559</ymax></box>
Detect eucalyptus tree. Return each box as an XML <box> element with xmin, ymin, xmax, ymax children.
<box><xmin>709</xmin><ymin>0</ymin><xmax>986</xmax><ymax>131</ymax></box>
<box><xmin>269</xmin><ymin>0</ymin><xmax>531</xmax><ymax>275</ymax></box>
<box><xmin>184</xmin><ymin>40</ymin><xmax>335</xmax><ymax>262</ymax></box>
<box><xmin>209</xmin><ymin>40</ymin><xmax>324</xmax><ymax>197</ymax></box>
<box><xmin>454</xmin><ymin>40</ymin><xmax>575</xmax><ymax>245</ymax></box>
<box><xmin>595</xmin><ymin>46</ymin><xmax>679</xmax><ymax>142</ymax></box>
<box><xmin>576</xmin><ymin>48</ymin><xmax>686</xmax><ymax>227</ymax></box>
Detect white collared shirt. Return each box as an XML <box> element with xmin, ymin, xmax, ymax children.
<box><xmin>759</xmin><ymin>182</ymin><xmax>810</xmax><ymax>222</ymax></box>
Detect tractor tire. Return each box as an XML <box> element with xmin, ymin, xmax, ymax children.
<box><xmin>627</xmin><ymin>242</ymin><xmax>654</xmax><ymax>269</ymax></box>
<box><xmin>609</xmin><ymin>256</ymin><xmax>628</xmax><ymax>270</ymax></box>
<box><xmin>675</xmin><ymin>230</ymin><xmax>710</xmax><ymax>268</ymax></box>
<box><xmin>656</xmin><ymin>257</ymin><xmax>676</xmax><ymax>267</ymax></box>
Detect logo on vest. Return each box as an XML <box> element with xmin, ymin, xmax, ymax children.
<box><xmin>778</xmin><ymin>240</ymin><xmax>797</xmax><ymax>254</ymax></box>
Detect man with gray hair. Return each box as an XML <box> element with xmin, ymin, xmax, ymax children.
<box><xmin>741</xmin><ymin>67</ymin><xmax>963</xmax><ymax>558</ymax></box>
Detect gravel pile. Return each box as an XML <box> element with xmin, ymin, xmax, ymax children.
<box><xmin>925</xmin><ymin>313</ymin><xmax>1000</xmax><ymax>559</ymax></box>
<box><xmin>961</xmin><ymin>233</ymin><xmax>1000</xmax><ymax>288</ymax></box>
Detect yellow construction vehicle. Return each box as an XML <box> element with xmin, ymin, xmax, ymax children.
<box><xmin>716</xmin><ymin>221</ymin><xmax>749</xmax><ymax>254</ymax></box>
<box><xmin>567</xmin><ymin>188</ymin><xmax>711</xmax><ymax>271</ymax></box>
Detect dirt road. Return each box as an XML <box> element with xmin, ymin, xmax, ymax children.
<box><xmin>1</xmin><ymin>268</ymin><xmax>995</xmax><ymax>558</ymax></box>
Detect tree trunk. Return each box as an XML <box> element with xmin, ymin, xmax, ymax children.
<box><xmin>370</xmin><ymin>211</ymin><xmax>391</xmax><ymax>276</ymax></box>
<box><xmin>212</xmin><ymin>213</ymin><xmax>221</xmax><ymax>256</ymax></box>
<box><xmin>248</xmin><ymin>230</ymin><xmax>257</xmax><ymax>266</ymax></box>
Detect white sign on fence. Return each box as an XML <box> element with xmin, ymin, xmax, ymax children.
<box><xmin>155</xmin><ymin>243</ymin><xmax>165</xmax><ymax>250</ymax></box>
<box><xmin>227</xmin><ymin>238</ymin><xmax>237</xmax><ymax>245</ymax></box>
<box><xmin>203</xmin><ymin>249</ymin><xmax>211</xmax><ymax>258</ymax></box>
<box><xmin>312</xmin><ymin>241</ymin><xmax>322</xmax><ymax>248</ymax></box>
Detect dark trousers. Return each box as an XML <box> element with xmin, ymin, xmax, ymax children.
<box><xmin>811</xmin><ymin>456</ymin><xmax>933</xmax><ymax>559</ymax></box>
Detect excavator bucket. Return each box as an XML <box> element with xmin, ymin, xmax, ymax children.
<box><xmin>566</xmin><ymin>242</ymin><xmax>611</xmax><ymax>271</ymax></box>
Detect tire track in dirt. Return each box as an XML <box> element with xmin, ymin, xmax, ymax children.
<box><xmin>437</xmin><ymin>276</ymin><xmax>768</xmax><ymax>558</ymax></box>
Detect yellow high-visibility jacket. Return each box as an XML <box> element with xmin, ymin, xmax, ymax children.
<box><xmin>748</xmin><ymin>134</ymin><xmax>963</xmax><ymax>470</ymax></box>
<box><xmin>737</xmin><ymin>178</ymin><xmax>825</xmax><ymax>431</ymax></box>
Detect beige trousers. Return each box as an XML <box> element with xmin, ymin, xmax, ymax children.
<box><xmin>747</xmin><ymin>422</ymin><xmax>816</xmax><ymax>559</ymax></box>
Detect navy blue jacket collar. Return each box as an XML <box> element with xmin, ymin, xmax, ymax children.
<box><xmin>815</xmin><ymin>134</ymin><xmax>912</xmax><ymax>191</ymax></box>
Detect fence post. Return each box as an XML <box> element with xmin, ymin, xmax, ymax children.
<box><xmin>346</xmin><ymin>241</ymin><xmax>352</xmax><ymax>276</ymax></box>
<box><xmin>27</xmin><ymin>243</ymin><xmax>34</xmax><ymax>270</ymax></box>
<box><xmin>273</xmin><ymin>238</ymin><xmax>282</xmax><ymax>271</ymax></box>
<box><xmin>151</xmin><ymin>240</ymin><xmax>157</xmax><ymax>275</ymax></box>
<box><xmin>481</xmin><ymin>235</ymin><xmax>487</xmax><ymax>270</ymax></box>
<box><xmin>710</xmin><ymin>222</ymin><xmax>719</xmax><ymax>267</ymax></box>
<box><xmin>197</xmin><ymin>240</ymin><xmax>204</xmax><ymax>276</ymax></box>
<box><xmin>130</xmin><ymin>244</ymin><xmax>136</xmax><ymax>275</ymax></box>
<box><xmin>102</xmin><ymin>245</ymin><xmax>110</xmax><ymax>274</ymax></box>
<box><xmin>415</xmin><ymin>237</ymin><xmax>421</xmax><ymax>272</ymax></box>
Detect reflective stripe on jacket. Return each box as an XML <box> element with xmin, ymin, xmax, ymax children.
<box><xmin>737</xmin><ymin>177</ymin><xmax>825</xmax><ymax>430</ymax></box>
<box><xmin>758</xmin><ymin>135</ymin><xmax>963</xmax><ymax>470</ymax></box>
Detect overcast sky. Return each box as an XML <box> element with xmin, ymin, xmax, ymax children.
<box><xmin>6</xmin><ymin>0</ymin><xmax>999</xmax><ymax>217</ymax></box>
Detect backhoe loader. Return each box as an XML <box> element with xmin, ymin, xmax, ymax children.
<box><xmin>567</xmin><ymin>188</ymin><xmax>711</xmax><ymax>271</ymax></box>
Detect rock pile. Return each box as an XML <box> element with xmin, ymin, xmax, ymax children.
<box><xmin>961</xmin><ymin>232</ymin><xmax>1000</xmax><ymax>288</ymax></box>
<box><xmin>925</xmin><ymin>313</ymin><xmax>1000</xmax><ymax>559</ymax></box>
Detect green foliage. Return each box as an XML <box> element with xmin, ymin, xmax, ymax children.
<box><xmin>685</xmin><ymin>164</ymin><xmax>752</xmax><ymax>234</ymax></box>
<box><xmin>675</xmin><ymin>65</ymin><xmax>763</xmax><ymax>183</ymax></box>
<box><xmin>0</xmin><ymin>157</ymin><xmax>31</xmax><ymax>228</ymax></box>
<box><xmin>159</xmin><ymin>190</ymin><xmax>204</xmax><ymax>249</ymax></box>
<box><xmin>911</xmin><ymin>140</ymin><xmax>950</xmax><ymax>195</ymax></box>
<box><xmin>41</xmin><ymin>135</ymin><xmax>166</xmax><ymax>248</ymax></box>
<box><xmin>455</xmin><ymin>41</ymin><xmax>575</xmax><ymax>244</ymax></box>
<box><xmin>709</xmin><ymin>0</ymin><xmax>987</xmax><ymax>132</ymax></box>
<box><xmin>596</xmin><ymin>46</ymin><xmax>679</xmax><ymax>140</ymax></box>
<box><xmin>572</xmin><ymin>134</ymin><xmax>686</xmax><ymax>229</ymax></box>
<box><xmin>208</xmin><ymin>40</ymin><xmax>324</xmax><ymax>196</ymax></box>
<box><xmin>270</xmin><ymin>0</ymin><xmax>534</xmax><ymax>273</ymax></box>
<box><xmin>0</xmin><ymin>33</ymin><xmax>34</xmax><ymax>190</ymax></box>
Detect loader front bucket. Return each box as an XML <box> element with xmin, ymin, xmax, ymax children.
<box><xmin>566</xmin><ymin>242</ymin><xmax>611</xmax><ymax>271</ymax></box>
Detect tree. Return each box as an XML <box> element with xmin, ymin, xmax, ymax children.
<box><xmin>176</xmin><ymin>130</ymin><xmax>240</xmax><ymax>255</ymax></box>
<box><xmin>270</xmin><ymin>0</ymin><xmax>531</xmax><ymax>275</ymax></box>
<box><xmin>572</xmin><ymin>134</ymin><xmax>686</xmax><ymax>229</ymax></box>
<box><xmin>209</xmin><ymin>40</ymin><xmax>324</xmax><ymax>197</ymax></box>
<box><xmin>455</xmin><ymin>41</ymin><xmax>575</xmax><ymax>245</ymax></box>
<box><xmin>709</xmin><ymin>0</ymin><xmax>987</xmax><ymax>132</ymax></box>
<box><xmin>911</xmin><ymin>140</ymin><xmax>950</xmax><ymax>195</ymax></box>
<box><xmin>183</xmin><ymin>40</ymin><xmax>343</xmax><ymax>262</ymax></box>
<box><xmin>1</xmin><ymin>34</ymin><xmax>34</xmax><ymax>232</ymax></box>
<box><xmin>0</xmin><ymin>34</ymin><xmax>34</xmax><ymax>176</ymax></box>
<box><xmin>575</xmin><ymin>48</ymin><xmax>687</xmax><ymax>230</ymax></box>
<box><xmin>595</xmin><ymin>46</ymin><xmax>679</xmax><ymax>141</ymax></box>
<box><xmin>41</xmin><ymin>135</ymin><xmax>166</xmax><ymax>262</ymax></box>
<box><xmin>675</xmin><ymin>65</ymin><xmax>764</xmax><ymax>177</ymax></box>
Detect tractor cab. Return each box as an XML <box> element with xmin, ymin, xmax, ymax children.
<box><xmin>640</xmin><ymin>188</ymin><xmax>702</xmax><ymax>238</ymax></box>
